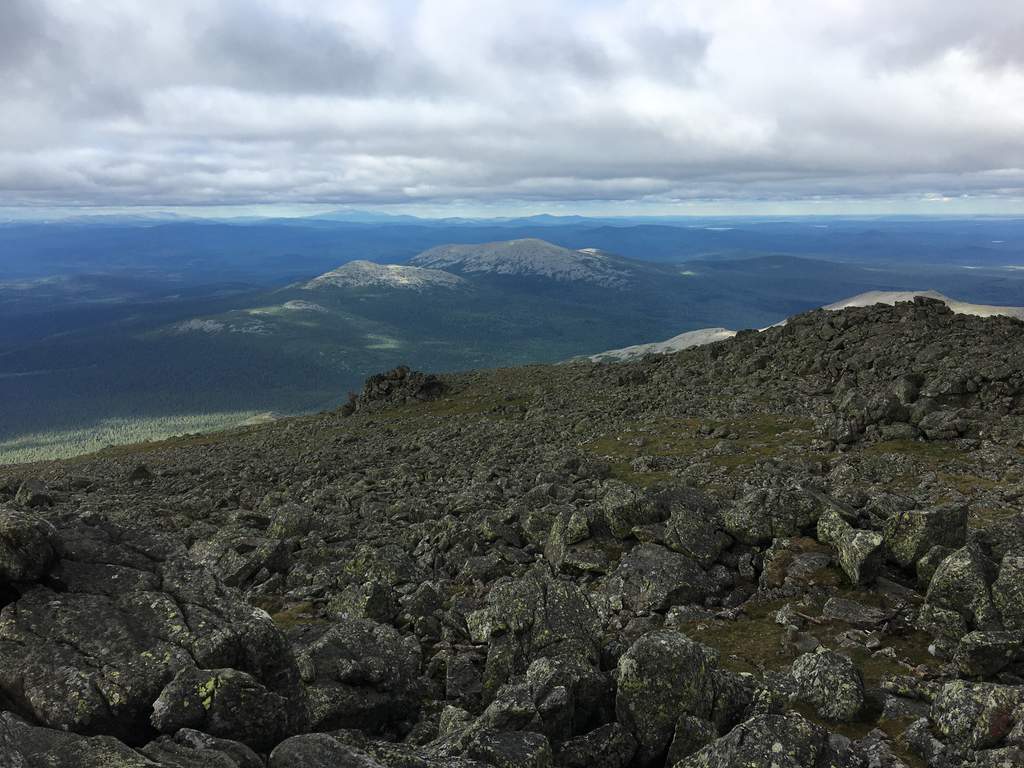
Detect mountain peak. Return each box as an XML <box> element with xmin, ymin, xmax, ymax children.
<box><xmin>410</xmin><ymin>238</ymin><xmax>632</xmax><ymax>287</ymax></box>
<box><xmin>302</xmin><ymin>260</ymin><xmax>466</xmax><ymax>291</ymax></box>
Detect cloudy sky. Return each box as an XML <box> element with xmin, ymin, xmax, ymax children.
<box><xmin>2</xmin><ymin>0</ymin><xmax>1024</xmax><ymax>216</ymax></box>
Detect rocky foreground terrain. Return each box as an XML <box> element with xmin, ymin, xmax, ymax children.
<box><xmin>3</xmin><ymin>296</ymin><xmax>1024</xmax><ymax>767</ymax></box>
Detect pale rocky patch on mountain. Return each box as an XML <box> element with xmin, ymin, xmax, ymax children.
<box><xmin>302</xmin><ymin>260</ymin><xmax>466</xmax><ymax>291</ymax></box>
<box><xmin>585</xmin><ymin>327</ymin><xmax>738</xmax><ymax>363</ymax></box>
<box><xmin>411</xmin><ymin>238</ymin><xmax>633</xmax><ymax>287</ymax></box>
<box><xmin>825</xmin><ymin>290</ymin><xmax>1024</xmax><ymax>320</ymax></box>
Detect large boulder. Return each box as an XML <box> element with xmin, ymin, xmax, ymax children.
<box><xmin>291</xmin><ymin>617</ymin><xmax>422</xmax><ymax>733</ymax></box>
<box><xmin>615</xmin><ymin>630</ymin><xmax>720</xmax><ymax>766</ymax></box>
<box><xmin>924</xmin><ymin>544</ymin><xmax>1001</xmax><ymax>632</ymax></box>
<box><xmin>140</xmin><ymin>729</ymin><xmax>263</xmax><ymax>768</ymax></box>
<box><xmin>469</xmin><ymin>567</ymin><xmax>601</xmax><ymax>691</ymax></box>
<box><xmin>816</xmin><ymin>507</ymin><xmax>884</xmax><ymax>585</ymax></box>
<box><xmin>883</xmin><ymin>506</ymin><xmax>967</xmax><ymax>569</ymax></box>
<box><xmin>677</xmin><ymin>712</ymin><xmax>832</xmax><ymax>768</ymax></box>
<box><xmin>524</xmin><ymin>654</ymin><xmax>612</xmax><ymax>743</ymax></box>
<box><xmin>657</xmin><ymin>487</ymin><xmax>731</xmax><ymax>569</ymax></box>
<box><xmin>992</xmin><ymin>552</ymin><xmax>1024</xmax><ymax>630</ymax></box>
<box><xmin>14</xmin><ymin>479</ymin><xmax>52</xmax><ymax>509</ymax></box>
<box><xmin>0</xmin><ymin>507</ymin><xmax>60</xmax><ymax>585</ymax></box>
<box><xmin>931</xmin><ymin>681</ymin><xmax>1024</xmax><ymax>751</ymax></box>
<box><xmin>723</xmin><ymin>487</ymin><xmax>819</xmax><ymax>546</ymax></box>
<box><xmin>189</xmin><ymin>528</ymin><xmax>291</xmax><ymax>590</ymax></box>
<box><xmin>269</xmin><ymin>733</ymin><xmax>386</xmax><ymax>768</ymax></box>
<box><xmin>604</xmin><ymin>544</ymin><xmax>710</xmax><ymax>614</ymax></box>
<box><xmin>465</xmin><ymin>728</ymin><xmax>554</xmax><ymax>768</ymax></box>
<box><xmin>556</xmin><ymin>723</ymin><xmax>636</xmax><ymax>768</ymax></box>
<box><xmin>953</xmin><ymin>630</ymin><xmax>1024</xmax><ymax>678</ymax></box>
<box><xmin>0</xmin><ymin>711</ymin><xmax>152</xmax><ymax>768</ymax></box>
<box><xmin>344</xmin><ymin>366</ymin><xmax>446</xmax><ymax>414</ymax></box>
<box><xmin>790</xmin><ymin>649</ymin><xmax>865</xmax><ymax>721</ymax></box>
<box><xmin>150</xmin><ymin>666</ymin><xmax>290</xmax><ymax>752</ymax></box>
<box><xmin>601</xmin><ymin>484</ymin><xmax>664</xmax><ymax>540</ymax></box>
<box><xmin>0</xmin><ymin>516</ymin><xmax>306</xmax><ymax>746</ymax></box>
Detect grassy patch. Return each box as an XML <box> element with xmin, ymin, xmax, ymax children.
<box><xmin>585</xmin><ymin>414</ymin><xmax>817</xmax><ymax>485</ymax></box>
<box><xmin>377</xmin><ymin>389</ymin><xmax>533</xmax><ymax>422</ymax></box>
<box><xmin>253</xmin><ymin>598</ymin><xmax>326</xmax><ymax>629</ymax></box>
<box><xmin>861</xmin><ymin>439</ymin><xmax>962</xmax><ymax>462</ymax></box>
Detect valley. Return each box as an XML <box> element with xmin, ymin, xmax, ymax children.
<box><xmin>3</xmin><ymin>217</ymin><xmax>1024</xmax><ymax>463</ymax></box>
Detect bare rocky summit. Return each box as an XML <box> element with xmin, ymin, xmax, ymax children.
<box><xmin>303</xmin><ymin>260</ymin><xmax>467</xmax><ymax>291</ymax></box>
<box><xmin>2</xmin><ymin>296</ymin><xmax>1024</xmax><ymax>767</ymax></box>
<box><xmin>411</xmin><ymin>239</ymin><xmax>634</xmax><ymax>288</ymax></box>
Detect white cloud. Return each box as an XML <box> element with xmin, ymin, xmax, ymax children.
<box><xmin>0</xmin><ymin>0</ymin><xmax>1022</xmax><ymax>211</ymax></box>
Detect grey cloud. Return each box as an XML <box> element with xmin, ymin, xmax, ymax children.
<box><xmin>0</xmin><ymin>0</ymin><xmax>53</xmax><ymax>71</ymax></box>
<box><xmin>842</xmin><ymin>2</ymin><xmax>1024</xmax><ymax>70</ymax></box>
<box><xmin>0</xmin><ymin>1</ymin><xmax>1021</xmax><ymax>211</ymax></box>
<box><xmin>198</xmin><ymin>4</ymin><xmax>387</xmax><ymax>95</ymax></box>
<box><xmin>492</xmin><ymin>33</ymin><xmax>615</xmax><ymax>80</ymax></box>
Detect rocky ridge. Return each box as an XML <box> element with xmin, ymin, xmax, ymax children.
<box><xmin>2</xmin><ymin>296</ymin><xmax>1024</xmax><ymax>767</ymax></box>
<box><xmin>411</xmin><ymin>239</ymin><xmax>633</xmax><ymax>288</ymax></box>
<box><xmin>302</xmin><ymin>260</ymin><xmax>467</xmax><ymax>291</ymax></box>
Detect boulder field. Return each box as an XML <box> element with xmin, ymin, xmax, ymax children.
<box><xmin>2</xmin><ymin>298</ymin><xmax>1024</xmax><ymax>767</ymax></box>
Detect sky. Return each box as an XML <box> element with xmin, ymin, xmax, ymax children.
<box><xmin>2</xmin><ymin>0</ymin><xmax>1024</xmax><ymax>218</ymax></box>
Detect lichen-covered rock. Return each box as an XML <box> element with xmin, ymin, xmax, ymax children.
<box><xmin>150</xmin><ymin>666</ymin><xmax>289</xmax><ymax>752</ymax></box>
<box><xmin>601</xmin><ymin>483</ymin><xmax>663</xmax><ymax>539</ymax></box>
<box><xmin>677</xmin><ymin>712</ymin><xmax>832</xmax><ymax>768</ymax></box>
<box><xmin>925</xmin><ymin>543</ymin><xmax>1001</xmax><ymax>631</ymax></box>
<box><xmin>603</xmin><ymin>543</ymin><xmax>710</xmax><ymax>614</ymax></box>
<box><xmin>821</xmin><ymin>597</ymin><xmax>888</xmax><ymax>628</ymax></box>
<box><xmin>0</xmin><ymin>516</ymin><xmax>306</xmax><ymax>746</ymax></box>
<box><xmin>615</xmin><ymin>629</ymin><xmax>720</xmax><ymax>766</ymax></box>
<box><xmin>344</xmin><ymin>365</ymin><xmax>446</xmax><ymax>415</ymax></box>
<box><xmin>291</xmin><ymin>617</ymin><xmax>422</xmax><ymax>733</ymax></box>
<box><xmin>658</xmin><ymin>487</ymin><xmax>731</xmax><ymax>569</ymax></box>
<box><xmin>917</xmin><ymin>544</ymin><xmax>955</xmax><ymax>588</ymax></box>
<box><xmin>466</xmin><ymin>728</ymin><xmax>554</xmax><ymax>768</ymax></box>
<box><xmin>0</xmin><ymin>711</ymin><xmax>152</xmax><ymax>768</ymax></box>
<box><xmin>524</xmin><ymin>654</ymin><xmax>612</xmax><ymax>743</ymax></box>
<box><xmin>269</xmin><ymin>733</ymin><xmax>386</xmax><ymax>768</ymax></box>
<box><xmin>13</xmin><ymin>479</ymin><xmax>52</xmax><ymax>509</ymax></box>
<box><xmin>817</xmin><ymin>507</ymin><xmax>884</xmax><ymax>584</ymax></box>
<box><xmin>953</xmin><ymin>630</ymin><xmax>1024</xmax><ymax>678</ymax></box>
<box><xmin>0</xmin><ymin>507</ymin><xmax>59</xmax><ymax>584</ymax></box>
<box><xmin>723</xmin><ymin>487</ymin><xmax>820</xmax><ymax>546</ymax></box>
<box><xmin>140</xmin><ymin>728</ymin><xmax>263</xmax><ymax>768</ymax></box>
<box><xmin>190</xmin><ymin>528</ymin><xmax>291</xmax><ymax>590</ymax></box>
<box><xmin>883</xmin><ymin>506</ymin><xmax>967</xmax><ymax>569</ymax></box>
<box><xmin>544</xmin><ymin>506</ymin><xmax>605</xmax><ymax>575</ymax></box>
<box><xmin>665</xmin><ymin>714</ymin><xmax>717</xmax><ymax>765</ymax></box>
<box><xmin>556</xmin><ymin>723</ymin><xmax>636</xmax><ymax>768</ymax></box>
<box><xmin>992</xmin><ymin>552</ymin><xmax>1024</xmax><ymax>631</ymax></box>
<box><xmin>930</xmin><ymin>681</ymin><xmax>1024</xmax><ymax>751</ymax></box>
<box><xmin>791</xmin><ymin>648</ymin><xmax>865</xmax><ymax>722</ymax></box>
<box><xmin>477</xmin><ymin>567</ymin><xmax>599</xmax><ymax>653</ymax></box>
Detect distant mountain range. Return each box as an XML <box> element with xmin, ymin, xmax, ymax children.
<box><xmin>410</xmin><ymin>238</ymin><xmax>634</xmax><ymax>287</ymax></box>
<box><xmin>301</xmin><ymin>260</ymin><xmax>467</xmax><ymax>291</ymax></box>
<box><xmin>4</xmin><ymin>231</ymin><xmax>1024</xmax><ymax>463</ymax></box>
